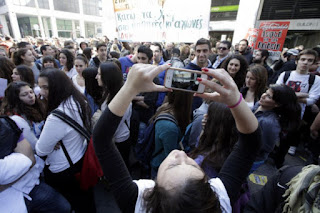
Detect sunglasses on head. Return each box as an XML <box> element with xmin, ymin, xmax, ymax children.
<box><xmin>218</xmin><ymin>47</ymin><xmax>228</xmax><ymax>50</ymax></box>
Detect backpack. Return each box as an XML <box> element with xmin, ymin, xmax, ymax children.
<box><xmin>134</xmin><ymin>113</ymin><xmax>178</xmax><ymax>166</ymax></box>
<box><xmin>51</xmin><ymin>109</ymin><xmax>103</xmax><ymax>190</ymax></box>
<box><xmin>179</xmin><ymin>122</ymin><xmax>192</xmax><ymax>153</ymax></box>
<box><xmin>283</xmin><ymin>71</ymin><xmax>315</xmax><ymax>92</ymax></box>
<box><xmin>0</xmin><ymin>116</ymin><xmax>22</xmax><ymax>159</ymax></box>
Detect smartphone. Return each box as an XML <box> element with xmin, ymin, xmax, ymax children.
<box><xmin>164</xmin><ymin>67</ymin><xmax>207</xmax><ymax>93</ymax></box>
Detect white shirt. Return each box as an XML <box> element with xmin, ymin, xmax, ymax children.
<box><xmin>0</xmin><ymin>153</ymin><xmax>44</xmax><ymax>213</ymax></box>
<box><xmin>276</xmin><ymin>71</ymin><xmax>320</xmax><ymax>116</ymax></box>
<box><xmin>101</xmin><ymin>101</ymin><xmax>132</xmax><ymax>143</ymax></box>
<box><xmin>61</xmin><ymin>66</ymin><xmax>77</xmax><ymax>79</ymax></box>
<box><xmin>10</xmin><ymin>115</ymin><xmax>44</xmax><ymax>151</ymax></box>
<box><xmin>72</xmin><ymin>74</ymin><xmax>85</xmax><ymax>94</ymax></box>
<box><xmin>133</xmin><ymin>178</ymin><xmax>232</xmax><ymax>213</ymax></box>
<box><xmin>36</xmin><ymin>96</ymin><xmax>87</xmax><ymax>173</ymax></box>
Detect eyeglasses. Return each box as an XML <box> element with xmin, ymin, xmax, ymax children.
<box><xmin>218</xmin><ymin>47</ymin><xmax>228</xmax><ymax>51</ymax></box>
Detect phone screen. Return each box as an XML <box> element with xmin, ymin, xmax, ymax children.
<box><xmin>168</xmin><ymin>69</ymin><xmax>202</xmax><ymax>92</ymax></box>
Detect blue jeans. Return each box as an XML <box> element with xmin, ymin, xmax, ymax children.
<box><xmin>24</xmin><ymin>180</ymin><xmax>71</xmax><ymax>213</ymax></box>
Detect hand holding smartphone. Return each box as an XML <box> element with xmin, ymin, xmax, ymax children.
<box><xmin>164</xmin><ymin>67</ymin><xmax>207</xmax><ymax>93</ymax></box>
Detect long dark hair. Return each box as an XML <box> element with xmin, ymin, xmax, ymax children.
<box><xmin>0</xmin><ymin>56</ymin><xmax>15</xmax><ymax>83</ymax></box>
<box><xmin>189</xmin><ymin>102</ymin><xmax>237</xmax><ymax>174</ymax></box>
<box><xmin>60</xmin><ymin>49</ymin><xmax>74</xmax><ymax>71</ymax></box>
<box><xmin>222</xmin><ymin>54</ymin><xmax>248</xmax><ymax>89</ymax></box>
<box><xmin>1</xmin><ymin>81</ymin><xmax>46</xmax><ymax>122</ymax></box>
<box><xmin>144</xmin><ymin>177</ymin><xmax>221</xmax><ymax>213</ymax></box>
<box><xmin>83</xmin><ymin>47</ymin><xmax>92</xmax><ymax>61</ymax></box>
<box><xmin>270</xmin><ymin>84</ymin><xmax>301</xmax><ymax>131</ymax></box>
<box><xmin>39</xmin><ymin>68</ymin><xmax>91</xmax><ymax>130</ymax></box>
<box><xmin>153</xmin><ymin>90</ymin><xmax>193</xmax><ymax>133</ymax></box>
<box><xmin>13</xmin><ymin>48</ymin><xmax>29</xmax><ymax>66</ymax></box>
<box><xmin>247</xmin><ymin>64</ymin><xmax>268</xmax><ymax>100</ymax></box>
<box><xmin>15</xmin><ymin>65</ymin><xmax>35</xmax><ymax>87</ymax></box>
<box><xmin>99</xmin><ymin>62</ymin><xmax>123</xmax><ymax>104</ymax></box>
<box><xmin>82</xmin><ymin>67</ymin><xmax>103</xmax><ymax>105</ymax></box>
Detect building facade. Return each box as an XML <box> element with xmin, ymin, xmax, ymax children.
<box><xmin>210</xmin><ymin>0</ymin><xmax>320</xmax><ymax>48</ymax></box>
<box><xmin>0</xmin><ymin>0</ymin><xmax>117</xmax><ymax>39</ymax></box>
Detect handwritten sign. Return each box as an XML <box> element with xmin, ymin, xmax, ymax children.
<box><xmin>255</xmin><ymin>21</ymin><xmax>290</xmax><ymax>60</ymax></box>
<box><xmin>245</xmin><ymin>28</ymin><xmax>259</xmax><ymax>48</ymax></box>
<box><xmin>113</xmin><ymin>0</ymin><xmax>211</xmax><ymax>42</ymax></box>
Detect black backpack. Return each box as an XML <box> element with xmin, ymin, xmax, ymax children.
<box><xmin>0</xmin><ymin>116</ymin><xmax>22</xmax><ymax>159</ymax></box>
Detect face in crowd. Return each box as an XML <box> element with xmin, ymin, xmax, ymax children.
<box><xmin>227</xmin><ymin>58</ymin><xmax>241</xmax><ymax>77</ymax></box>
<box><xmin>150</xmin><ymin>45</ymin><xmax>162</xmax><ymax>64</ymax></box>
<box><xmin>38</xmin><ymin>77</ymin><xmax>49</xmax><ymax>100</ymax></box>
<box><xmin>195</xmin><ymin>44</ymin><xmax>209</xmax><ymax>66</ymax></box>
<box><xmin>19</xmin><ymin>85</ymin><xmax>36</xmax><ymax>106</ymax></box>
<box><xmin>97</xmin><ymin>46</ymin><xmax>107</xmax><ymax>60</ymax></box>
<box><xmin>245</xmin><ymin>71</ymin><xmax>257</xmax><ymax>89</ymax></box>
<box><xmin>137</xmin><ymin>52</ymin><xmax>151</xmax><ymax>64</ymax></box>
<box><xmin>296</xmin><ymin>54</ymin><xmax>316</xmax><ymax>73</ymax></box>
<box><xmin>217</xmin><ymin>43</ymin><xmax>230</xmax><ymax>57</ymax></box>
<box><xmin>238</xmin><ymin>40</ymin><xmax>248</xmax><ymax>54</ymax></box>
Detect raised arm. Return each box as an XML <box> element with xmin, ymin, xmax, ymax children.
<box><xmin>196</xmin><ymin>68</ymin><xmax>261</xmax><ymax>204</ymax></box>
<box><xmin>93</xmin><ymin>64</ymin><xmax>171</xmax><ymax>212</ymax></box>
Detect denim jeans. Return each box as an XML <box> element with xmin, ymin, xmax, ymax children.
<box><xmin>24</xmin><ymin>180</ymin><xmax>71</xmax><ymax>213</ymax></box>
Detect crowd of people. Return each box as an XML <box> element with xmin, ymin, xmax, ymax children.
<box><xmin>1</xmin><ymin>34</ymin><xmax>320</xmax><ymax>213</ymax></box>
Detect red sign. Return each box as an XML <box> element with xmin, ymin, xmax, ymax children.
<box><xmin>255</xmin><ymin>21</ymin><xmax>290</xmax><ymax>51</ymax></box>
<box><xmin>245</xmin><ymin>28</ymin><xmax>259</xmax><ymax>48</ymax></box>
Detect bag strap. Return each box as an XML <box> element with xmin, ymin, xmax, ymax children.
<box><xmin>308</xmin><ymin>74</ymin><xmax>316</xmax><ymax>92</ymax></box>
<box><xmin>59</xmin><ymin>140</ymin><xmax>74</xmax><ymax>167</ymax></box>
<box><xmin>51</xmin><ymin>109</ymin><xmax>91</xmax><ymax>141</ymax></box>
<box><xmin>283</xmin><ymin>71</ymin><xmax>291</xmax><ymax>84</ymax></box>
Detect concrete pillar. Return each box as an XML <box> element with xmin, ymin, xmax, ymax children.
<box><xmin>78</xmin><ymin>0</ymin><xmax>85</xmax><ymax>37</ymax></box>
<box><xmin>232</xmin><ymin>0</ymin><xmax>261</xmax><ymax>45</ymax></box>
<box><xmin>34</xmin><ymin>0</ymin><xmax>45</xmax><ymax>38</ymax></box>
<box><xmin>48</xmin><ymin>0</ymin><xmax>58</xmax><ymax>37</ymax></box>
<box><xmin>0</xmin><ymin>15</ymin><xmax>9</xmax><ymax>35</ymax></box>
<box><xmin>43</xmin><ymin>17</ymin><xmax>50</xmax><ymax>37</ymax></box>
<box><xmin>7</xmin><ymin>12</ymin><xmax>20</xmax><ymax>39</ymax></box>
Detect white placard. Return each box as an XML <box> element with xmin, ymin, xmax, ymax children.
<box><xmin>113</xmin><ymin>0</ymin><xmax>211</xmax><ymax>42</ymax></box>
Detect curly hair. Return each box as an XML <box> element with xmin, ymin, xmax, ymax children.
<box><xmin>221</xmin><ymin>54</ymin><xmax>248</xmax><ymax>89</ymax></box>
<box><xmin>60</xmin><ymin>49</ymin><xmax>74</xmax><ymax>71</ymax></box>
<box><xmin>0</xmin><ymin>56</ymin><xmax>15</xmax><ymax>83</ymax></box>
<box><xmin>1</xmin><ymin>81</ymin><xmax>46</xmax><ymax>122</ymax></box>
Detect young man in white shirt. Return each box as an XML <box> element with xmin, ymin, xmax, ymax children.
<box><xmin>276</xmin><ymin>49</ymin><xmax>320</xmax><ymax>155</ymax></box>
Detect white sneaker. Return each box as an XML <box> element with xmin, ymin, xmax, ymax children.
<box><xmin>288</xmin><ymin>146</ymin><xmax>296</xmax><ymax>155</ymax></box>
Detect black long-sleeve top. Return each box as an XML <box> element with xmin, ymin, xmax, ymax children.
<box><xmin>93</xmin><ymin>107</ymin><xmax>261</xmax><ymax>212</ymax></box>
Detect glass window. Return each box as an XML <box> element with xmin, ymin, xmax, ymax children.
<box><xmin>38</xmin><ymin>0</ymin><xmax>49</xmax><ymax>9</ymax></box>
<box><xmin>210</xmin><ymin>0</ymin><xmax>240</xmax><ymax>21</ymax></box>
<box><xmin>260</xmin><ymin>0</ymin><xmax>320</xmax><ymax>20</ymax></box>
<box><xmin>13</xmin><ymin>0</ymin><xmax>36</xmax><ymax>7</ymax></box>
<box><xmin>17</xmin><ymin>16</ymin><xmax>40</xmax><ymax>37</ymax></box>
<box><xmin>85</xmin><ymin>22</ymin><xmax>102</xmax><ymax>38</ymax></box>
<box><xmin>83</xmin><ymin>0</ymin><xmax>102</xmax><ymax>16</ymax></box>
<box><xmin>0</xmin><ymin>0</ymin><xmax>6</xmax><ymax>7</ymax></box>
<box><xmin>53</xmin><ymin>0</ymin><xmax>79</xmax><ymax>13</ymax></box>
<box><xmin>56</xmin><ymin>19</ymin><xmax>72</xmax><ymax>31</ymax></box>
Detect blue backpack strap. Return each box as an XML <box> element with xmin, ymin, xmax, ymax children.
<box><xmin>179</xmin><ymin>123</ymin><xmax>192</xmax><ymax>152</ymax></box>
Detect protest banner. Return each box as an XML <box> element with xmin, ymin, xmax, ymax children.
<box><xmin>255</xmin><ymin>21</ymin><xmax>290</xmax><ymax>60</ymax></box>
<box><xmin>245</xmin><ymin>28</ymin><xmax>259</xmax><ymax>48</ymax></box>
<box><xmin>113</xmin><ymin>0</ymin><xmax>211</xmax><ymax>42</ymax></box>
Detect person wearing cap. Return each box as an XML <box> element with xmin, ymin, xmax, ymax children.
<box><xmin>269</xmin><ymin>48</ymin><xmax>299</xmax><ymax>84</ymax></box>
